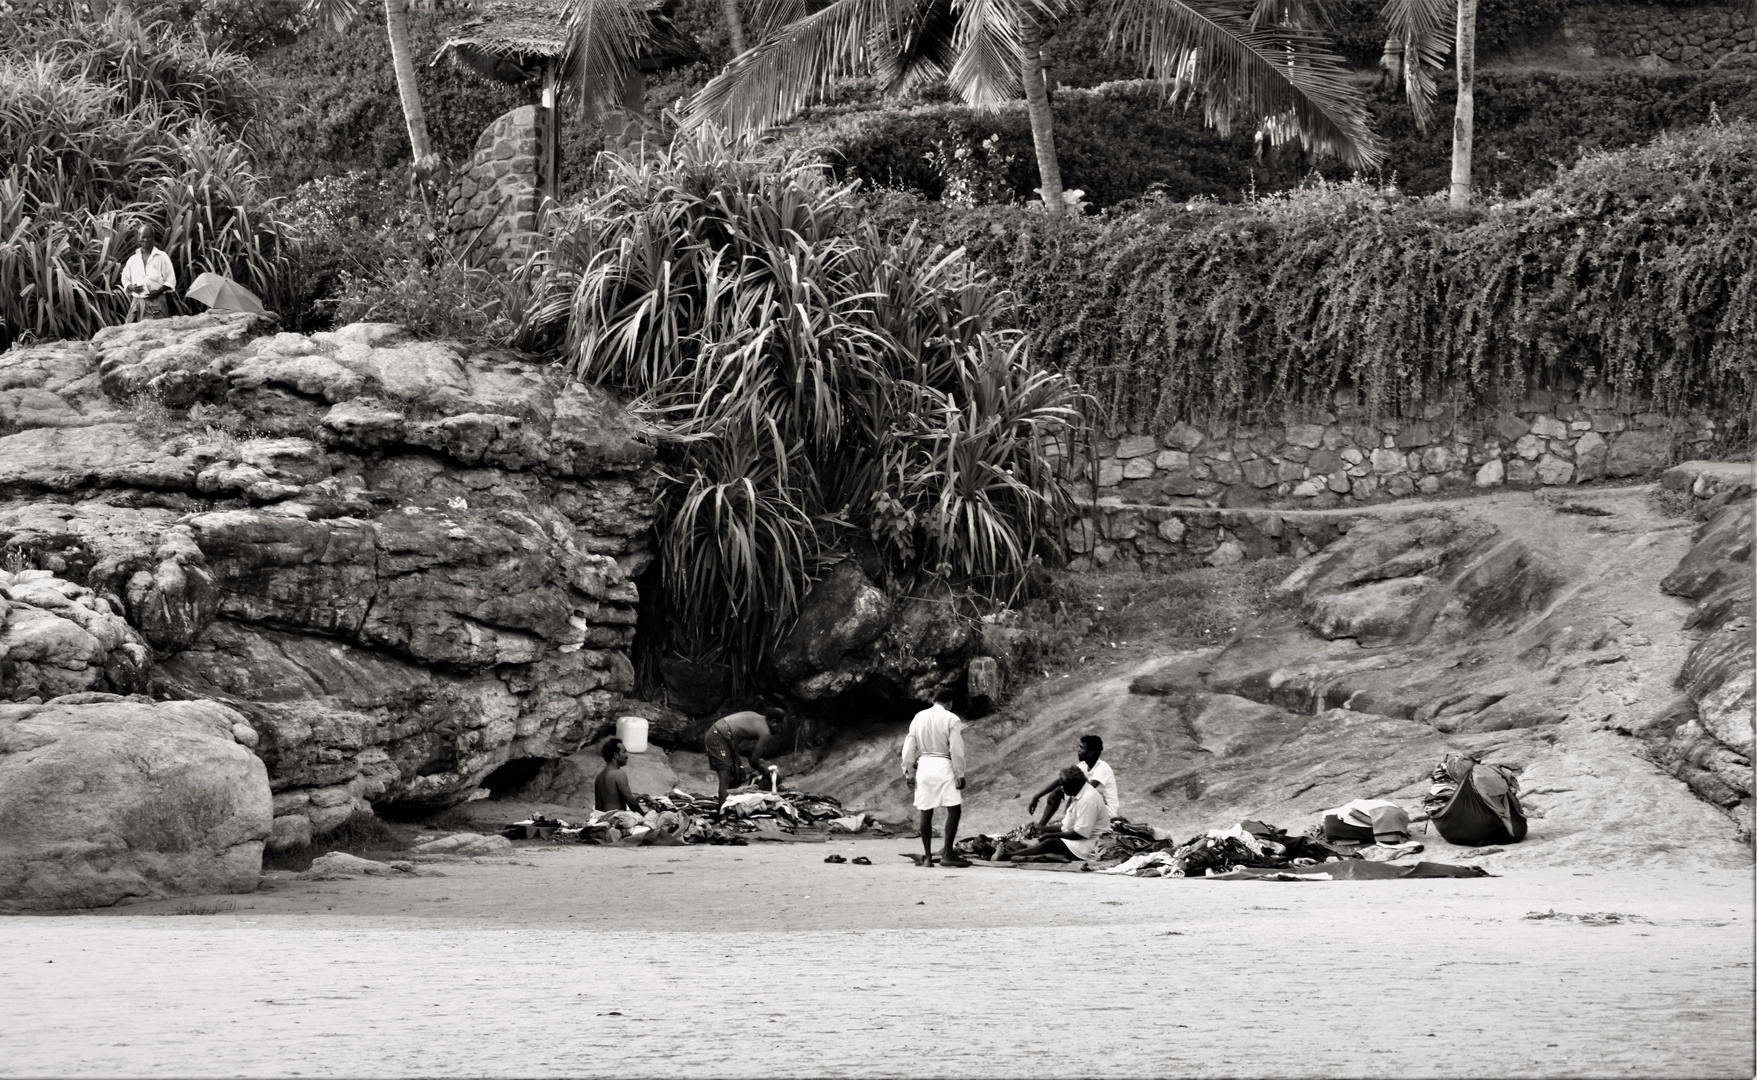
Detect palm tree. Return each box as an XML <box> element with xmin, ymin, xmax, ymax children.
<box><xmin>1385</xmin><ymin>0</ymin><xmax>1757</xmax><ymax>208</ymax></box>
<box><xmin>305</xmin><ymin>0</ymin><xmax>439</xmax><ymax>182</ymax></box>
<box><xmin>684</xmin><ymin>0</ymin><xmax>1381</xmax><ymax>216</ymax></box>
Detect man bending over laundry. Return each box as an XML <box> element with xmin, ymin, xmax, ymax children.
<box><xmin>995</xmin><ymin>766</ymin><xmax>1106</xmax><ymax>863</ymax></box>
<box><xmin>704</xmin><ymin>708</ymin><xmax>781</xmax><ymax>803</ymax></box>
<box><xmin>1027</xmin><ymin>733</ymin><xmax>1121</xmax><ymax>828</ymax></box>
<box><xmin>901</xmin><ymin>689</ymin><xmax>971</xmax><ymax>868</ymax></box>
<box><xmin>594</xmin><ymin>737</ymin><xmax>643</xmax><ymax>812</ymax></box>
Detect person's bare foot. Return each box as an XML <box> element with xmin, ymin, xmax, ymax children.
<box><xmin>940</xmin><ymin>854</ymin><xmax>972</xmax><ymax>868</ymax></box>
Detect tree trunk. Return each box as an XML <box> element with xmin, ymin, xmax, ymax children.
<box><xmin>721</xmin><ymin>0</ymin><xmax>749</xmax><ymax>57</ymax></box>
<box><xmin>1449</xmin><ymin>0</ymin><xmax>1476</xmax><ymax>209</ymax></box>
<box><xmin>383</xmin><ymin>0</ymin><xmax>438</xmax><ymax>179</ymax></box>
<box><xmin>1020</xmin><ymin>19</ymin><xmax>1065</xmax><ymax>217</ymax></box>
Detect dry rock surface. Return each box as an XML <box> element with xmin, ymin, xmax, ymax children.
<box><xmin>794</xmin><ymin>483</ymin><xmax>1755</xmax><ymax>866</ymax></box>
<box><xmin>0</xmin><ymin>314</ymin><xmax>659</xmax><ymax>867</ymax></box>
<box><xmin>0</xmin><ymin>696</ymin><xmax>270</xmax><ymax>912</ymax></box>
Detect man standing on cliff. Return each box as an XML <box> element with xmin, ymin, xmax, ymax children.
<box><xmin>900</xmin><ymin>688</ymin><xmax>971</xmax><ymax>868</ymax></box>
<box><xmin>121</xmin><ymin>226</ymin><xmax>176</xmax><ymax>321</ymax></box>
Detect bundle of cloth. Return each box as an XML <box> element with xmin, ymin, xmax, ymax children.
<box><xmin>524</xmin><ymin>786</ymin><xmax>878</xmax><ymax>846</ymax></box>
<box><xmin>1098</xmin><ymin>820</ymin><xmax>1353</xmax><ymax>878</ymax></box>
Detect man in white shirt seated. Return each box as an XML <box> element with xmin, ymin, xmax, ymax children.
<box><xmin>994</xmin><ymin>766</ymin><xmax>1108</xmax><ymax>863</ymax></box>
<box><xmin>1027</xmin><ymin>734</ymin><xmax>1121</xmax><ymax>828</ymax></box>
<box><xmin>121</xmin><ymin>226</ymin><xmax>176</xmax><ymax>321</ymax></box>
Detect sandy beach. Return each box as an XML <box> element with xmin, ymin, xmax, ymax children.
<box><xmin>3</xmin><ymin>839</ymin><xmax>1750</xmax><ymax>1079</ymax></box>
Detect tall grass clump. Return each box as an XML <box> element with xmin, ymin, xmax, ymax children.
<box><xmin>515</xmin><ymin>135</ymin><xmax>1086</xmax><ymax>687</ymax></box>
<box><xmin>892</xmin><ymin>120</ymin><xmax>1757</xmax><ymax>441</ymax></box>
<box><xmin>0</xmin><ymin>14</ymin><xmax>292</xmax><ymax>350</ymax></box>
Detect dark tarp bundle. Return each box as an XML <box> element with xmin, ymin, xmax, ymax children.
<box><xmin>1214</xmin><ymin>861</ymin><xmax>1492</xmax><ymax>881</ymax></box>
<box><xmin>1430</xmin><ymin>755</ymin><xmax>1529</xmax><ymax>846</ymax></box>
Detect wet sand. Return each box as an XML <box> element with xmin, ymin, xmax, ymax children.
<box><xmin>3</xmin><ymin>839</ymin><xmax>1751</xmax><ymax>1078</ymax></box>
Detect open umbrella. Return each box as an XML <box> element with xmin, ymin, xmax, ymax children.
<box><xmin>186</xmin><ymin>272</ymin><xmax>266</xmax><ymax>314</ymax></box>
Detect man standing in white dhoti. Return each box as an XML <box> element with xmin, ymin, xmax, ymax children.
<box><xmin>900</xmin><ymin>689</ymin><xmax>971</xmax><ymax>868</ymax></box>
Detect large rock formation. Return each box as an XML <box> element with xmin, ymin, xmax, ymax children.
<box><xmin>0</xmin><ymin>696</ymin><xmax>271</xmax><ymax>912</ymax></box>
<box><xmin>1656</xmin><ymin>499</ymin><xmax>1754</xmax><ymax>818</ymax></box>
<box><xmin>0</xmin><ymin>314</ymin><xmax>658</xmax><ymax>852</ymax></box>
<box><xmin>791</xmin><ymin>484</ymin><xmax>1753</xmax><ymax>863</ymax></box>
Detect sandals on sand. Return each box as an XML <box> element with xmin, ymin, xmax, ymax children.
<box><xmin>827</xmin><ymin>854</ymin><xmax>874</xmax><ymax>865</ymax></box>
<box><xmin>824</xmin><ymin>854</ymin><xmax>847</xmax><ymax>863</ymax></box>
<box><xmin>851</xmin><ymin>856</ymin><xmax>871</xmax><ymax>865</ymax></box>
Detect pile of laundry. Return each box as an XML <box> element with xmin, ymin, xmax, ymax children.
<box><xmin>1097</xmin><ymin>820</ymin><xmax>1355</xmax><ymax>878</ymax></box>
<box><xmin>504</xmin><ymin>787</ymin><xmax>886</xmax><ymax>846</ymax></box>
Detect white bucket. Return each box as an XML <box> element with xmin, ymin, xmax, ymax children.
<box><xmin>615</xmin><ymin>716</ymin><xmax>650</xmax><ymax>753</ymax></box>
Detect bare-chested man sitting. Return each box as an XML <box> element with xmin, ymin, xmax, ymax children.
<box><xmin>594</xmin><ymin>737</ymin><xmax>642</xmax><ymax>812</ymax></box>
<box><xmin>702</xmin><ymin>707</ymin><xmax>782</xmax><ymax>803</ymax></box>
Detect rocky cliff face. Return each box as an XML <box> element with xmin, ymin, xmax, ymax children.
<box><xmin>0</xmin><ymin>314</ymin><xmax>657</xmax><ymax>850</ymax></box>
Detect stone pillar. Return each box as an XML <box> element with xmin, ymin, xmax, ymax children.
<box><xmin>441</xmin><ymin>104</ymin><xmax>543</xmax><ymax>272</ymax></box>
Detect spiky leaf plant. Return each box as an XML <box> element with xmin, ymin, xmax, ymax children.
<box><xmin>515</xmin><ymin>133</ymin><xmax>1085</xmax><ymax>688</ymax></box>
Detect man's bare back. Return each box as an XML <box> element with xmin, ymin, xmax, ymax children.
<box><xmin>594</xmin><ymin>738</ymin><xmax>639</xmax><ymax>812</ymax></box>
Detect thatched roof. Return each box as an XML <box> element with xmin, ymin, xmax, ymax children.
<box><xmin>437</xmin><ymin>0</ymin><xmax>705</xmax><ymax>84</ymax></box>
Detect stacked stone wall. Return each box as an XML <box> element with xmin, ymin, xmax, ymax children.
<box><xmin>442</xmin><ymin>105</ymin><xmax>541</xmax><ymax>271</ymax></box>
<box><xmin>1565</xmin><ymin>3</ymin><xmax>1757</xmax><ymax>68</ymax></box>
<box><xmin>1065</xmin><ymin>382</ymin><xmax>1733</xmax><ymax>571</ymax></box>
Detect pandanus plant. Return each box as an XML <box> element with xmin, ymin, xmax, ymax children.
<box><xmin>515</xmin><ymin>136</ymin><xmax>1084</xmax><ymax>685</ymax></box>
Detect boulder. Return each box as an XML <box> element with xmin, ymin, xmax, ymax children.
<box><xmin>408</xmin><ymin>832</ymin><xmax>513</xmax><ymax>858</ymax></box>
<box><xmin>0</xmin><ymin>570</ymin><xmax>149</xmax><ymax>700</ymax></box>
<box><xmin>0</xmin><ymin>698</ymin><xmax>271</xmax><ymax>912</ymax></box>
<box><xmin>772</xmin><ymin>563</ymin><xmax>895</xmax><ymax>690</ymax></box>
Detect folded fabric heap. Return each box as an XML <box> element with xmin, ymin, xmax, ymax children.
<box><xmin>1096</xmin><ymin>819</ymin><xmax>1352</xmax><ymax>877</ymax></box>
<box><xmin>514</xmin><ymin>786</ymin><xmax>883</xmax><ymax>846</ymax></box>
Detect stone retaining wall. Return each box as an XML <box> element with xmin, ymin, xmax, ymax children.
<box><xmin>1565</xmin><ymin>3</ymin><xmax>1757</xmax><ymax>68</ymax></box>
<box><xmin>1064</xmin><ymin>383</ymin><xmax>1731</xmax><ymax>572</ymax></box>
<box><xmin>442</xmin><ymin>105</ymin><xmax>541</xmax><ymax>272</ymax></box>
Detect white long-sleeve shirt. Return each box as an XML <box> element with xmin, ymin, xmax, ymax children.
<box><xmin>121</xmin><ymin>248</ymin><xmax>176</xmax><ymax>294</ymax></box>
<box><xmin>900</xmin><ymin>703</ymin><xmax>966</xmax><ymax>781</ymax></box>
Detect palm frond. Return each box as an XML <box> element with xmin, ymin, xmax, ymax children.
<box><xmin>946</xmin><ymin>0</ymin><xmax>1024</xmax><ymax>108</ymax></box>
<box><xmin>562</xmin><ymin>0</ymin><xmax>654</xmax><ymax>116</ymax></box>
<box><xmin>1109</xmin><ymin>0</ymin><xmax>1380</xmax><ymax>169</ymax></box>
<box><xmin>302</xmin><ymin>0</ymin><xmax>366</xmax><ymax>33</ymax></box>
<box><xmin>872</xmin><ymin>0</ymin><xmax>958</xmax><ymax>96</ymax></box>
<box><xmin>687</xmin><ymin>0</ymin><xmax>912</xmax><ymax>133</ymax></box>
<box><xmin>1380</xmin><ymin>0</ymin><xmax>1452</xmax><ymax>132</ymax></box>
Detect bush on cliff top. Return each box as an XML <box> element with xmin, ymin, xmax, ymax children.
<box><xmin>0</xmin><ymin>16</ymin><xmax>295</xmax><ymax>350</ymax></box>
<box><xmin>881</xmin><ymin>120</ymin><xmax>1757</xmax><ymax>439</ymax></box>
<box><xmin>513</xmin><ymin>137</ymin><xmax>1085</xmax><ymax>687</ymax></box>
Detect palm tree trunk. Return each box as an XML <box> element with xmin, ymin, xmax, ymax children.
<box><xmin>1020</xmin><ymin>19</ymin><xmax>1065</xmax><ymax>217</ymax></box>
<box><xmin>1449</xmin><ymin>0</ymin><xmax>1476</xmax><ymax>209</ymax></box>
<box><xmin>383</xmin><ymin>0</ymin><xmax>437</xmax><ymax>178</ymax></box>
<box><xmin>721</xmin><ymin>0</ymin><xmax>748</xmax><ymax>56</ymax></box>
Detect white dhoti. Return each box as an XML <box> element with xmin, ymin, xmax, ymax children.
<box><xmin>912</xmin><ymin>756</ymin><xmax>961</xmax><ymax>810</ymax></box>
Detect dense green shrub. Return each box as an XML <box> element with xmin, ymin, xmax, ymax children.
<box><xmin>879</xmin><ymin>121</ymin><xmax>1757</xmax><ymax>440</ymax></box>
<box><xmin>251</xmin><ymin>9</ymin><xmax>531</xmax><ymax>188</ymax></box>
<box><xmin>0</xmin><ymin>20</ymin><xmax>294</xmax><ymax>349</ymax></box>
<box><xmin>1326</xmin><ymin>68</ymin><xmax>1757</xmax><ymax>196</ymax></box>
<box><xmin>785</xmin><ymin>84</ymin><xmax>1288</xmax><ymax>208</ymax></box>
<box><xmin>796</xmin><ymin>69</ymin><xmax>1757</xmax><ymax>206</ymax></box>
<box><xmin>514</xmin><ymin>137</ymin><xmax>1085</xmax><ymax>685</ymax></box>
